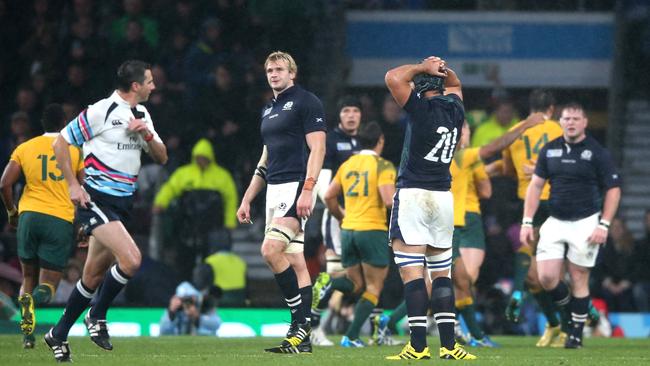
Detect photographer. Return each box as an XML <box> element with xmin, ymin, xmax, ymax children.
<box><xmin>160</xmin><ymin>281</ymin><xmax>221</xmax><ymax>336</ymax></box>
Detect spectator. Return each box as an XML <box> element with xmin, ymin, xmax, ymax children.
<box><xmin>0</xmin><ymin>262</ymin><xmax>21</xmax><ymax>320</ymax></box>
<box><xmin>158</xmin><ymin>28</ymin><xmax>189</xmax><ymax>99</ymax></box>
<box><xmin>56</xmin><ymin>64</ymin><xmax>93</xmax><ymax>108</ymax></box>
<box><xmin>204</xmin><ymin>250</ymin><xmax>247</xmax><ymax>307</ymax></box>
<box><xmin>1</xmin><ymin>112</ymin><xmax>33</xmax><ymax>168</ymax></box>
<box><xmin>377</xmin><ymin>93</ymin><xmax>405</xmax><ymax>167</ymax></box>
<box><xmin>19</xmin><ymin>22</ymin><xmax>60</xmax><ymax>83</ymax></box>
<box><xmin>183</xmin><ymin>18</ymin><xmax>226</xmax><ymax>105</ymax></box>
<box><xmin>159</xmin><ymin>281</ymin><xmax>221</xmax><ymax>335</ymax></box>
<box><xmin>471</xmin><ymin>99</ymin><xmax>519</xmax><ymax>147</ymax></box>
<box><xmin>61</xmin><ymin>16</ymin><xmax>109</xmax><ymax>72</ymax></box>
<box><xmin>153</xmin><ymin>139</ymin><xmax>238</xmax><ymax>278</ymax></box>
<box><xmin>111</xmin><ymin>19</ymin><xmax>156</xmax><ymax>70</ymax></box>
<box><xmin>11</xmin><ymin>87</ymin><xmax>39</xmax><ymax>130</ymax></box>
<box><xmin>596</xmin><ymin>218</ymin><xmax>637</xmax><ymax>312</ymax></box>
<box><xmin>53</xmin><ymin>262</ymin><xmax>82</xmax><ymax>304</ymax></box>
<box><xmin>153</xmin><ymin>138</ymin><xmax>238</xmax><ymax>228</ymax></box>
<box><xmin>110</xmin><ymin>0</ymin><xmax>159</xmax><ymax>48</ymax></box>
<box><xmin>633</xmin><ymin>210</ymin><xmax>650</xmax><ymax>311</ymax></box>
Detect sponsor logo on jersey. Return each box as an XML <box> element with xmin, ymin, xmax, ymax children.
<box><xmin>111</xmin><ymin>120</ymin><xmax>123</xmax><ymax>126</ymax></box>
<box><xmin>278</xmin><ymin>202</ymin><xmax>287</xmax><ymax>211</ymax></box>
<box><xmin>547</xmin><ymin>149</ymin><xmax>563</xmax><ymax>158</ymax></box>
<box><xmin>117</xmin><ymin>135</ymin><xmax>142</xmax><ymax>150</ymax></box>
<box><xmin>337</xmin><ymin>142</ymin><xmax>352</xmax><ymax>151</ymax></box>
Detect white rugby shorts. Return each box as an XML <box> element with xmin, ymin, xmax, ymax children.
<box><xmin>536</xmin><ymin>213</ymin><xmax>600</xmax><ymax>267</ymax></box>
<box><xmin>389</xmin><ymin>188</ymin><xmax>454</xmax><ymax>249</ymax></box>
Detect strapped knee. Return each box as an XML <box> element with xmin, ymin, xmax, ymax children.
<box><xmin>426</xmin><ymin>249</ymin><xmax>452</xmax><ymax>278</ymax></box>
<box><xmin>264</xmin><ymin>224</ymin><xmax>298</xmax><ymax>246</ymax></box>
<box><xmin>393</xmin><ymin>251</ymin><xmax>425</xmax><ymax>268</ymax></box>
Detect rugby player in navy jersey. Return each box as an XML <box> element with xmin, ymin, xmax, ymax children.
<box><xmin>310</xmin><ymin>96</ymin><xmax>361</xmax><ymax>346</ymax></box>
<box><xmin>237</xmin><ymin>51</ymin><xmax>326</xmax><ymax>354</ymax></box>
<box><xmin>384</xmin><ymin>56</ymin><xmax>476</xmax><ymax>360</ymax></box>
<box><xmin>521</xmin><ymin>102</ymin><xmax>621</xmax><ymax>349</ymax></box>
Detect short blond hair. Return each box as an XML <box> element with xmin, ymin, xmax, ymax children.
<box><xmin>264</xmin><ymin>51</ymin><xmax>298</xmax><ymax>74</ymax></box>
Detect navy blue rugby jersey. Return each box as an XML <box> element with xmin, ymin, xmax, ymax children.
<box><xmin>535</xmin><ymin>135</ymin><xmax>621</xmax><ymax>221</ymax></box>
<box><xmin>323</xmin><ymin>126</ymin><xmax>359</xmax><ymax>173</ymax></box>
<box><xmin>396</xmin><ymin>91</ymin><xmax>465</xmax><ymax>191</ymax></box>
<box><xmin>260</xmin><ymin>85</ymin><xmax>326</xmax><ymax>184</ymax></box>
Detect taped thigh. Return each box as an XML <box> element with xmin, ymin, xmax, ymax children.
<box><xmin>393</xmin><ymin>251</ymin><xmax>425</xmax><ymax>268</ymax></box>
<box><xmin>264</xmin><ymin>224</ymin><xmax>298</xmax><ymax>247</ymax></box>
<box><xmin>426</xmin><ymin>249</ymin><xmax>452</xmax><ymax>279</ymax></box>
<box><xmin>285</xmin><ymin>231</ymin><xmax>304</xmax><ymax>254</ymax></box>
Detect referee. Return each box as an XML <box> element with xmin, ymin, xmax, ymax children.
<box><xmin>520</xmin><ymin>102</ymin><xmax>621</xmax><ymax>349</ymax></box>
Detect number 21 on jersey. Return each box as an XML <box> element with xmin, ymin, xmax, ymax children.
<box><xmin>424</xmin><ymin>126</ymin><xmax>458</xmax><ymax>163</ymax></box>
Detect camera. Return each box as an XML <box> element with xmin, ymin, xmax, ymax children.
<box><xmin>181</xmin><ymin>296</ymin><xmax>195</xmax><ymax>306</ymax></box>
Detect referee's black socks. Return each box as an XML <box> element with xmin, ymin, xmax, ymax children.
<box><xmin>89</xmin><ymin>264</ymin><xmax>131</xmax><ymax>320</ymax></box>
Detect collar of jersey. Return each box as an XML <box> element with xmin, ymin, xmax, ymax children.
<box><xmin>561</xmin><ymin>135</ymin><xmax>588</xmax><ymax>147</ymax></box>
<box><xmin>359</xmin><ymin>149</ymin><xmax>377</xmax><ymax>156</ymax></box>
<box><xmin>110</xmin><ymin>90</ymin><xmax>133</xmax><ymax>106</ymax></box>
<box><xmin>273</xmin><ymin>85</ymin><xmax>298</xmax><ymax>102</ymax></box>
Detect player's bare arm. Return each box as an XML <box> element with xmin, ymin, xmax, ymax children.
<box><xmin>588</xmin><ymin>186</ymin><xmax>621</xmax><ymax>245</ymax></box>
<box><xmin>520</xmin><ymin>174</ymin><xmax>545</xmax><ymax>246</ymax></box>
<box><xmin>237</xmin><ymin>146</ymin><xmax>268</xmax><ymax>224</ymax></box>
<box><xmin>443</xmin><ymin>67</ymin><xmax>463</xmax><ymax>100</ymax></box>
<box><xmin>0</xmin><ymin>160</ymin><xmax>21</xmax><ymax>228</ymax></box>
<box><xmin>323</xmin><ymin>180</ymin><xmax>344</xmax><ymax>221</ymax></box>
<box><xmin>296</xmin><ymin>131</ymin><xmax>326</xmax><ymax>218</ymax></box>
<box><xmin>385</xmin><ymin>58</ymin><xmax>446</xmax><ymax>107</ymax></box>
<box><xmin>53</xmin><ymin>135</ymin><xmax>90</xmax><ymax>208</ymax></box>
<box><xmin>476</xmin><ymin>177</ymin><xmax>492</xmax><ymax>199</ymax></box>
<box><xmin>478</xmin><ymin>112</ymin><xmax>546</xmax><ymax>160</ymax></box>
<box><xmin>378</xmin><ymin>184</ymin><xmax>396</xmax><ymax>209</ymax></box>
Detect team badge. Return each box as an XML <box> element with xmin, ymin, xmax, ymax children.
<box><xmin>282</xmin><ymin>101</ymin><xmax>293</xmax><ymax>111</ymax></box>
<box><xmin>580</xmin><ymin>150</ymin><xmax>592</xmax><ymax>161</ymax></box>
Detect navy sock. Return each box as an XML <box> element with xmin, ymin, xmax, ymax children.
<box><xmin>52</xmin><ymin>280</ymin><xmax>96</xmax><ymax>340</ymax></box>
<box><xmin>403</xmin><ymin>278</ymin><xmax>428</xmax><ymax>352</ymax></box>
<box><xmin>570</xmin><ymin>296</ymin><xmax>589</xmax><ymax>340</ymax></box>
<box><xmin>274</xmin><ymin>267</ymin><xmax>305</xmax><ymax>324</ymax></box>
<box><xmin>300</xmin><ymin>286</ymin><xmax>312</xmax><ymax>324</ymax></box>
<box><xmin>548</xmin><ymin>281</ymin><xmax>571</xmax><ymax>331</ymax></box>
<box><xmin>89</xmin><ymin>265</ymin><xmax>131</xmax><ymax>319</ymax></box>
<box><xmin>431</xmin><ymin>277</ymin><xmax>455</xmax><ymax>350</ymax></box>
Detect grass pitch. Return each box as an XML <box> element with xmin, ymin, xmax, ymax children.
<box><xmin>1</xmin><ymin>335</ymin><xmax>649</xmax><ymax>365</ymax></box>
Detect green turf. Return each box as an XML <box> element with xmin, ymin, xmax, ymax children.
<box><xmin>1</xmin><ymin>335</ymin><xmax>649</xmax><ymax>365</ymax></box>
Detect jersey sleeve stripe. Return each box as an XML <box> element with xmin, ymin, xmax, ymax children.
<box><xmin>65</xmin><ymin>124</ymin><xmax>83</xmax><ymax>146</ymax></box>
<box><xmin>78</xmin><ymin>110</ymin><xmax>94</xmax><ymax>140</ymax></box>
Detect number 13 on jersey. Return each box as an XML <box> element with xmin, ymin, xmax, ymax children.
<box><xmin>424</xmin><ymin>127</ymin><xmax>458</xmax><ymax>163</ymax></box>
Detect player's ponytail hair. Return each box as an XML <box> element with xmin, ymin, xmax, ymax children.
<box><xmin>116</xmin><ymin>60</ymin><xmax>152</xmax><ymax>92</ymax></box>
<box><xmin>264</xmin><ymin>51</ymin><xmax>298</xmax><ymax>74</ymax></box>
